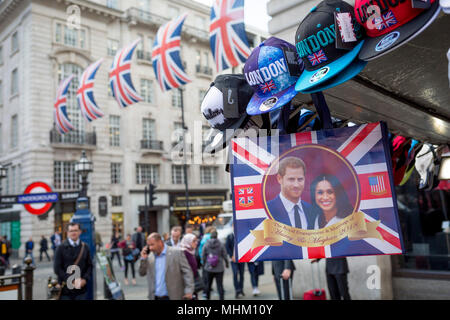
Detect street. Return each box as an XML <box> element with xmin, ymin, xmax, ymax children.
<box><xmin>5</xmin><ymin>257</ymin><xmax>281</xmax><ymax>300</ymax></box>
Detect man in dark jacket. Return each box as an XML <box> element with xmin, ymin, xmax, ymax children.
<box><xmin>39</xmin><ymin>235</ymin><xmax>51</xmax><ymax>262</ymax></box>
<box><xmin>132</xmin><ymin>226</ymin><xmax>145</xmax><ymax>252</ymax></box>
<box><xmin>312</xmin><ymin>257</ymin><xmax>351</xmax><ymax>300</ymax></box>
<box><xmin>272</xmin><ymin>260</ymin><xmax>295</xmax><ymax>300</ymax></box>
<box><xmin>225</xmin><ymin>232</ymin><xmax>245</xmax><ymax>298</ymax></box>
<box><xmin>54</xmin><ymin>222</ymin><xmax>93</xmax><ymax>300</ymax></box>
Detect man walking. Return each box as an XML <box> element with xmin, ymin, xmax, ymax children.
<box><xmin>226</xmin><ymin>231</ymin><xmax>245</xmax><ymax>298</ymax></box>
<box><xmin>165</xmin><ymin>226</ymin><xmax>182</xmax><ymax>248</ymax></box>
<box><xmin>25</xmin><ymin>237</ymin><xmax>35</xmax><ymax>266</ymax></box>
<box><xmin>39</xmin><ymin>235</ymin><xmax>51</xmax><ymax>262</ymax></box>
<box><xmin>54</xmin><ymin>222</ymin><xmax>93</xmax><ymax>300</ymax></box>
<box><xmin>272</xmin><ymin>260</ymin><xmax>295</xmax><ymax>300</ymax></box>
<box><xmin>132</xmin><ymin>226</ymin><xmax>145</xmax><ymax>252</ymax></box>
<box><xmin>139</xmin><ymin>232</ymin><xmax>194</xmax><ymax>300</ymax></box>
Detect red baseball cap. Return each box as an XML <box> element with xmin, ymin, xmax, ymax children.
<box><xmin>355</xmin><ymin>0</ymin><xmax>441</xmax><ymax>60</ymax></box>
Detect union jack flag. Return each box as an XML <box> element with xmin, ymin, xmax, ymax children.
<box><xmin>209</xmin><ymin>0</ymin><xmax>251</xmax><ymax>72</ymax></box>
<box><xmin>54</xmin><ymin>75</ymin><xmax>75</xmax><ymax>134</ymax></box>
<box><xmin>152</xmin><ymin>13</ymin><xmax>191</xmax><ymax>92</ymax></box>
<box><xmin>307</xmin><ymin>49</ymin><xmax>327</xmax><ymax>66</ymax></box>
<box><xmin>230</xmin><ymin>122</ymin><xmax>404</xmax><ymax>262</ymax></box>
<box><xmin>259</xmin><ymin>80</ymin><xmax>277</xmax><ymax>93</ymax></box>
<box><xmin>109</xmin><ymin>39</ymin><xmax>143</xmax><ymax>108</ymax></box>
<box><xmin>239</xmin><ymin>187</ymin><xmax>254</xmax><ymax>207</ymax></box>
<box><xmin>374</xmin><ymin>10</ymin><xmax>398</xmax><ymax>31</ymax></box>
<box><xmin>77</xmin><ymin>58</ymin><xmax>104</xmax><ymax>122</ymax></box>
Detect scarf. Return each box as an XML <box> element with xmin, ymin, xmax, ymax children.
<box><xmin>180</xmin><ymin>233</ymin><xmax>197</xmax><ymax>256</ymax></box>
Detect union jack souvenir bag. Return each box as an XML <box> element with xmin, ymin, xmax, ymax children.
<box><xmin>230</xmin><ymin>121</ymin><xmax>404</xmax><ymax>262</ymax></box>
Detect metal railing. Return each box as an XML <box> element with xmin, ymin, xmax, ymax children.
<box><xmin>50</xmin><ymin>128</ymin><xmax>97</xmax><ymax>146</ymax></box>
<box><xmin>0</xmin><ymin>258</ymin><xmax>34</xmax><ymax>300</ymax></box>
<box><xmin>140</xmin><ymin>139</ymin><xmax>163</xmax><ymax>151</ymax></box>
<box><xmin>196</xmin><ymin>64</ymin><xmax>213</xmax><ymax>76</ymax></box>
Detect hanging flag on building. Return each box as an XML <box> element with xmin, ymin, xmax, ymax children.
<box><xmin>230</xmin><ymin>122</ymin><xmax>404</xmax><ymax>262</ymax></box>
<box><xmin>152</xmin><ymin>13</ymin><xmax>192</xmax><ymax>92</ymax></box>
<box><xmin>54</xmin><ymin>75</ymin><xmax>75</xmax><ymax>134</ymax></box>
<box><xmin>77</xmin><ymin>58</ymin><xmax>104</xmax><ymax>121</ymax></box>
<box><xmin>209</xmin><ymin>0</ymin><xmax>251</xmax><ymax>72</ymax></box>
<box><xmin>109</xmin><ymin>39</ymin><xmax>143</xmax><ymax>108</ymax></box>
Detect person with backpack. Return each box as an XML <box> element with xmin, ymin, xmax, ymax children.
<box><xmin>120</xmin><ymin>234</ymin><xmax>139</xmax><ymax>285</ymax></box>
<box><xmin>201</xmin><ymin>230</ymin><xmax>229</xmax><ymax>300</ymax></box>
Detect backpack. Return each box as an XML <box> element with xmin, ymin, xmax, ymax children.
<box><xmin>206</xmin><ymin>253</ymin><xmax>219</xmax><ymax>268</ymax></box>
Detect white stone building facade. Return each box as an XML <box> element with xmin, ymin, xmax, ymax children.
<box><xmin>0</xmin><ymin>0</ymin><xmax>266</xmax><ymax>257</ymax></box>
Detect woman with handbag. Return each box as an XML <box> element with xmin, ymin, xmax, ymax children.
<box><xmin>120</xmin><ymin>234</ymin><xmax>138</xmax><ymax>285</ymax></box>
<box><xmin>180</xmin><ymin>233</ymin><xmax>202</xmax><ymax>300</ymax></box>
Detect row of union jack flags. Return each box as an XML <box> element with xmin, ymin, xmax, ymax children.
<box><xmin>230</xmin><ymin>122</ymin><xmax>404</xmax><ymax>262</ymax></box>
<box><xmin>54</xmin><ymin>0</ymin><xmax>251</xmax><ymax>134</ymax></box>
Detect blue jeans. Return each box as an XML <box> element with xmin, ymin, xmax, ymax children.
<box><xmin>24</xmin><ymin>252</ymin><xmax>35</xmax><ymax>265</ymax></box>
<box><xmin>231</xmin><ymin>262</ymin><xmax>245</xmax><ymax>293</ymax></box>
<box><xmin>247</xmin><ymin>262</ymin><xmax>259</xmax><ymax>288</ymax></box>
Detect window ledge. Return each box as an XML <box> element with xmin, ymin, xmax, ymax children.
<box><xmin>393</xmin><ymin>268</ymin><xmax>450</xmax><ymax>281</ymax></box>
<box><xmin>10</xmin><ymin>49</ymin><xmax>19</xmax><ymax>58</ymax></box>
<box><xmin>9</xmin><ymin>93</ymin><xmax>19</xmax><ymax>101</ymax></box>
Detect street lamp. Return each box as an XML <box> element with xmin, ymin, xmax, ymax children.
<box><xmin>0</xmin><ymin>164</ymin><xmax>7</xmax><ymax>195</ymax></box>
<box><xmin>75</xmin><ymin>150</ymin><xmax>93</xmax><ymax>197</ymax></box>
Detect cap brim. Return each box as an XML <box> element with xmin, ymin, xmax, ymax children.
<box><xmin>246</xmin><ymin>84</ymin><xmax>298</xmax><ymax>116</ymax></box>
<box><xmin>295</xmin><ymin>41</ymin><xmax>365</xmax><ymax>92</ymax></box>
<box><xmin>298</xmin><ymin>57</ymin><xmax>368</xmax><ymax>93</ymax></box>
<box><xmin>359</xmin><ymin>1</ymin><xmax>441</xmax><ymax>61</ymax></box>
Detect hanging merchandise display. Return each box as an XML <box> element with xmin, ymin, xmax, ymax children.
<box><xmin>152</xmin><ymin>13</ymin><xmax>192</xmax><ymax>91</ymax></box>
<box><xmin>356</xmin><ymin>0</ymin><xmax>441</xmax><ymax>61</ymax></box>
<box><xmin>399</xmin><ymin>140</ymin><xmax>423</xmax><ymax>186</ymax></box>
<box><xmin>294</xmin><ymin>0</ymin><xmax>367</xmax><ymax>93</ymax></box>
<box><xmin>54</xmin><ymin>75</ymin><xmax>75</xmax><ymax>134</ymax></box>
<box><xmin>391</xmin><ymin>136</ymin><xmax>412</xmax><ymax>186</ymax></box>
<box><xmin>209</xmin><ymin>0</ymin><xmax>251</xmax><ymax>72</ymax></box>
<box><xmin>244</xmin><ymin>37</ymin><xmax>304</xmax><ymax>116</ymax></box>
<box><xmin>230</xmin><ymin>122</ymin><xmax>404</xmax><ymax>262</ymax></box>
<box><xmin>77</xmin><ymin>58</ymin><xmax>104</xmax><ymax>122</ymax></box>
<box><xmin>109</xmin><ymin>38</ymin><xmax>143</xmax><ymax>108</ymax></box>
<box><xmin>201</xmin><ymin>74</ymin><xmax>270</xmax><ymax>153</ymax></box>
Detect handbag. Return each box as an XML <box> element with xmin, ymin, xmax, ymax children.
<box><xmin>56</xmin><ymin>242</ymin><xmax>85</xmax><ymax>300</ymax></box>
<box><xmin>194</xmin><ymin>274</ymin><xmax>204</xmax><ymax>293</ymax></box>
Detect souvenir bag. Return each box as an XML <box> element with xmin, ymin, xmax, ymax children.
<box><xmin>230</xmin><ymin>92</ymin><xmax>404</xmax><ymax>262</ymax></box>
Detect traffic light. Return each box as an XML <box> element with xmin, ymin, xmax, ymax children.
<box><xmin>149</xmin><ymin>184</ymin><xmax>157</xmax><ymax>207</ymax></box>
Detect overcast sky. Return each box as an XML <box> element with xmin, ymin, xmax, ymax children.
<box><xmin>193</xmin><ymin>0</ymin><xmax>270</xmax><ymax>32</ymax></box>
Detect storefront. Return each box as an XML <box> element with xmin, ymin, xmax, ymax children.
<box><xmin>170</xmin><ymin>193</ymin><xmax>227</xmax><ymax>227</ymax></box>
<box><xmin>0</xmin><ymin>206</ymin><xmax>21</xmax><ymax>258</ymax></box>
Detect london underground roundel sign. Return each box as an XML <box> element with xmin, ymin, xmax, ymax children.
<box><xmin>20</xmin><ymin>182</ymin><xmax>57</xmax><ymax>215</ymax></box>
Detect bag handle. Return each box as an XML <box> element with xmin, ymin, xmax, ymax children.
<box><xmin>74</xmin><ymin>242</ymin><xmax>85</xmax><ymax>267</ymax></box>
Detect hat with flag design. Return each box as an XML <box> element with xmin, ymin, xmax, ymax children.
<box><xmin>294</xmin><ymin>0</ymin><xmax>368</xmax><ymax>93</ymax></box>
<box><xmin>244</xmin><ymin>37</ymin><xmax>304</xmax><ymax>116</ymax></box>
<box><xmin>355</xmin><ymin>0</ymin><xmax>441</xmax><ymax>61</ymax></box>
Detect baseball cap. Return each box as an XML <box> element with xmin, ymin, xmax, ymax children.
<box><xmin>201</xmin><ymin>74</ymin><xmax>253</xmax><ymax>132</ymax></box>
<box><xmin>356</xmin><ymin>0</ymin><xmax>441</xmax><ymax>61</ymax></box>
<box><xmin>244</xmin><ymin>37</ymin><xmax>303</xmax><ymax>116</ymax></box>
<box><xmin>295</xmin><ymin>0</ymin><xmax>367</xmax><ymax>92</ymax></box>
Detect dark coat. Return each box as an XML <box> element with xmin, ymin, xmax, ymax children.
<box><xmin>225</xmin><ymin>233</ymin><xmax>235</xmax><ymax>258</ymax></box>
<box><xmin>53</xmin><ymin>240</ymin><xmax>93</xmax><ymax>296</ymax></box>
<box><xmin>266</xmin><ymin>195</ymin><xmax>315</xmax><ymax>229</ymax></box>
<box><xmin>132</xmin><ymin>232</ymin><xmax>145</xmax><ymax>251</ymax></box>
<box><xmin>202</xmin><ymin>238</ymin><xmax>229</xmax><ymax>273</ymax></box>
<box><xmin>326</xmin><ymin>257</ymin><xmax>349</xmax><ymax>275</ymax></box>
<box><xmin>40</xmin><ymin>238</ymin><xmax>48</xmax><ymax>251</ymax></box>
<box><xmin>272</xmin><ymin>260</ymin><xmax>296</xmax><ymax>278</ymax></box>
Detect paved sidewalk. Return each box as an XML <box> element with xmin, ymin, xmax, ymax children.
<box><xmin>5</xmin><ymin>257</ymin><xmax>280</xmax><ymax>300</ymax></box>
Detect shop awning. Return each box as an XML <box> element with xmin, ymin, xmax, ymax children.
<box><xmin>292</xmin><ymin>13</ymin><xmax>450</xmax><ymax>145</ymax></box>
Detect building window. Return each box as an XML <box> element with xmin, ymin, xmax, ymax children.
<box><xmin>109</xmin><ymin>115</ymin><xmax>120</xmax><ymax>147</ymax></box>
<box><xmin>200</xmin><ymin>166</ymin><xmax>217</xmax><ymax>184</ymax></box>
<box><xmin>147</xmin><ymin>36</ymin><xmax>153</xmax><ymax>53</ymax></box>
<box><xmin>140</xmin><ymin>79</ymin><xmax>154</xmax><ymax>103</ymax></box>
<box><xmin>107</xmin><ymin>39</ymin><xmax>119</xmax><ymax>56</ymax></box>
<box><xmin>111</xmin><ymin>163</ymin><xmax>121</xmax><ymax>184</ymax></box>
<box><xmin>172</xmin><ymin>89</ymin><xmax>181</xmax><ymax>108</ymax></box>
<box><xmin>11</xmin><ymin>68</ymin><xmax>18</xmax><ymax>96</ymax></box>
<box><xmin>195</xmin><ymin>16</ymin><xmax>206</xmax><ymax>30</ymax></box>
<box><xmin>106</xmin><ymin>0</ymin><xmax>118</xmax><ymax>9</ymax></box>
<box><xmin>58</xmin><ymin>64</ymin><xmax>85</xmax><ymax>141</ymax></box>
<box><xmin>138</xmin><ymin>0</ymin><xmax>151</xmax><ymax>12</ymax></box>
<box><xmin>172</xmin><ymin>165</ymin><xmax>186</xmax><ymax>184</ymax></box>
<box><xmin>136</xmin><ymin>164</ymin><xmax>159</xmax><ymax>184</ymax></box>
<box><xmin>112</xmin><ymin>196</ymin><xmax>122</xmax><ymax>207</ymax></box>
<box><xmin>54</xmin><ymin>161</ymin><xmax>78</xmax><ymax>190</ymax></box>
<box><xmin>0</xmin><ymin>46</ymin><xmax>3</xmax><ymax>65</ymax></box>
<box><xmin>54</xmin><ymin>22</ymin><xmax>88</xmax><ymax>49</ymax></box>
<box><xmin>10</xmin><ymin>115</ymin><xmax>18</xmax><ymax>148</ymax></box>
<box><xmin>199</xmin><ymin>89</ymin><xmax>207</xmax><ymax>109</ymax></box>
<box><xmin>0</xmin><ymin>123</ymin><xmax>2</xmax><ymax>154</ymax></box>
<box><xmin>11</xmin><ymin>31</ymin><xmax>18</xmax><ymax>54</ymax></box>
<box><xmin>142</xmin><ymin>118</ymin><xmax>155</xmax><ymax>141</ymax></box>
<box><xmin>392</xmin><ymin>172</ymin><xmax>450</xmax><ymax>274</ymax></box>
